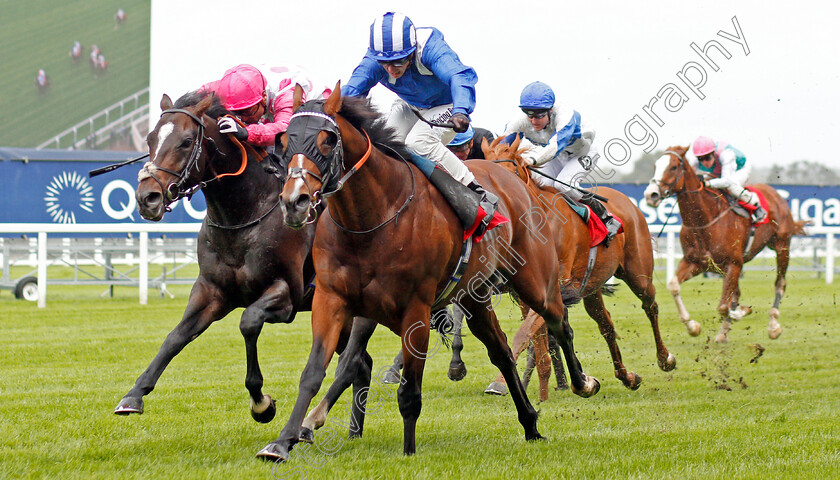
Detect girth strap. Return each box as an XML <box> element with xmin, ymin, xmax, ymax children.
<box><xmin>432</xmin><ymin>238</ymin><xmax>473</xmax><ymax>310</ymax></box>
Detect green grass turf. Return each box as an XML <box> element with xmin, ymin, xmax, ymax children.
<box><xmin>0</xmin><ymin>270</ymin><xmax>838</xmax><ymax>479</ymax></box>
<box><xmin>0</xmin><ymin>0</ymin><xmax>150</xmax><ymax>148</ymax></box>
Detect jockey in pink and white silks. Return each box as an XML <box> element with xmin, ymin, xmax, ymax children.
<box><xmin>341</xmin><ymin>11</ymin><xmax>506</xmax><ymax>240</ymax></box>
<box><xmin>502</xmin><ymin>81</ymin><xmax>622</xmax><ymax>245</ymax></box>
<box><xmin>201</xmin><ymin>64</ymin><xmax>332</xmax><ymax>147</ymax></box>
<box><xmin>688</xmin><ymin>136</ymin><xmax>766</xmax><ymax>223</ymax></box>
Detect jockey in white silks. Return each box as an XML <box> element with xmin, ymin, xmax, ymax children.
<box><xmin>688</xmin><ymin>136</ymin><xmax>766</xmax><ymax>223</ymax></box>
<box><xmin>501</xmin><ymin>81</ymin><xmax>621</xmax><ymax>245</ymax></box>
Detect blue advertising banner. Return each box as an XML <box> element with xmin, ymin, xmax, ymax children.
<box><xmin>2</xmin><ymin>147</ymin><xmax>838</xmax><ymax>229</ymax></box>
<box><xmin>0</xmin><ymin>147</ymin><xmax>205</xmax><ymax>225</ymax></box>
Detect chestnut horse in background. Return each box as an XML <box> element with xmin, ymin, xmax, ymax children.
<box><xmin>644</xmin><ymin>146</ymin><xmax>808</xmax><ymax>342</ymax></box>
<box><xmin>257</xmin><ymin>86</ymin><xmax>600</xmax><ymax>461</ymax></box>
<box><xmin>482</xmin><ymin>137</ymin><xmax>675</xmax><ymax>397</ymax></box>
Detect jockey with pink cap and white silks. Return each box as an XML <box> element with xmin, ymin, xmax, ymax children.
<box><xmin>688</xmin><ymin>136</ymin><xmax>766</xmax><ymax>223</ymax></box>
<box><xmin>201</xmin><ymin>64</ymin><xmax>332</xmax><ymax>147</ymax></box>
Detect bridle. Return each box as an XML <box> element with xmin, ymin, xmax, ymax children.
<box><xmin>139</xmin><ymin>107</ymin><xmax>257</xmax><ymax>211</ymax></box>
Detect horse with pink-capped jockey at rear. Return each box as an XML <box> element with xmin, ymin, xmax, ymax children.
<box><xmin>644</xmin><ymin>140</ymin><xmax>808</xmax><ymax>343</ymax></box>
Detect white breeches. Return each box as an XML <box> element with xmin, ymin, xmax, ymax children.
<box><xmin>386</xmin><ymin>100</ymin><xmax>475</xmax><ymax>185</ymax></box>
<box><xmin>530</xmin><ymin>146</ymin><xmax>600</xmax><ymax>201</ymax></box>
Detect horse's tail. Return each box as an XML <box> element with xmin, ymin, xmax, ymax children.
<box><xmin>793</xmin><ymin>219</ymin><xmax>810</xmax><ymax>236</ymax></box>
<box><xmin>601</xmin><ymin>283</ymin><xmax>619</xmax><ymax>297</ymax></box>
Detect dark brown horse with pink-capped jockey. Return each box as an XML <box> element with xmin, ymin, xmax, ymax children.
<box><xmin>644</xmin><ymin>146</ymin><xmax>808</xmax><ymax>343</ymax></box>
<box><xmin>114</xmin><ymin>90</ymin><xmax>370</xmax><ymax>432</ymax></box>
<box><xmin>255</xmin><ymin>83</ymin><xmax>601</xmax><ymax>461</ymax></box>
<box><xmin>479</xmin><ymin>136</ymin><xmax>675</xmax><ymax>400</ymax></box>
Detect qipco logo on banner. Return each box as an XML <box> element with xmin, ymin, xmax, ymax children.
<box><xmin>99</xmin><ymin>179</ymin><xmax>206</xmax><ymax>222</ymax></box>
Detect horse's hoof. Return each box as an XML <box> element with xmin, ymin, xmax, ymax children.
<box><xmin>256</xmin><ymin>442</ymin><xmax>290</xmax><ymax>462</ymax></box>
<box><xmin>714</xmin><ymin>333</ymin><xmax>729</xmax><ymax>343</ymax></box>
<box><xmin>299</xmin><ymin>427</ymin><xmax>315</xmax><ymax>444</ymax></box>
<box><xmin>768</xmin><ymin>326</ymin><xmax>782</xmax><ymax>339</ymax></box>
<box><xmin>484</xmin><ymin>381</ymin><xmax>508</xmax><ymax>396</ymax></box>
<box><xmin>114</xmin><ymin>396</ymin><xmax>144</xmax><ymax>415</ymax></box>
<box><xmin>659</xmin><ymin>353</ymin><xmax>677</xmax><ymax>372</ymax></box>
<box><xmin>448</xmin><ymin>362</ymin><xmax>467</xmax><ymax>381</ymax></box>
<box><xmin>686</xmin><ymin>320</ymin><xmax>702</xmax><ymax>337</ymax></box>
<box><xmin>250</xmin><ymin>395</ymin><xmax>276</xmax><ymax>424</ymax></box>
<box><xmin>626</xmin><ymin>372</ymin><xmax>642</xmax><ymax>391</ymax></box>
<box><xmin>526</xmin><ymin>432</ymin><xmax>546</xmax><ymax>442</ymax></box>
<box><xmin>381</xmin><ymin>368</ymin><xmax>401</xmax><ymax>385</ymax></box>
<box><xmin>573</xmin><ymin>376</ymin><xmax>600</xmax><ymax>398</ymax></box>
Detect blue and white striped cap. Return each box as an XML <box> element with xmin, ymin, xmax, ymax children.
<box><xmin>368</xmin><ymin>12</ymin><xmax>417</xmax><ymax>61</ymax></box>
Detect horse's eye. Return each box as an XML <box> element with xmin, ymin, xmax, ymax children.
<box><xmin>180</xmin><ymin>138</ymin><xmax>193</xmax><ymax>149</ymax></box>
<box><xmin>319</xmin><ymin>131</ymin><xmax>338</xmax><ymax>156</ymax></box>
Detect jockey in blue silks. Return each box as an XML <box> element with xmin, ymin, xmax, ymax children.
<box><xmin>502</xmin><ymin>81</ymin><xmax>621</xmax><ymax>245</ymax></box>
<box><xmin>342</xmin><ymin>11</ymin><xmax>505</xmax><ymax>240</ymax></box>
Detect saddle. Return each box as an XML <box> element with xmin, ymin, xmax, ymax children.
<box><xmin>722</xmin><ymin>186</ymin><xmax>769</xmax><ymax>226</ymax></box>
<box><xmin>562</xmin><ymin>197</ymin><xmax>623</xmax><ymax>248</ymax></box>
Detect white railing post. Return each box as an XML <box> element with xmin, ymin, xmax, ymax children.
<box><xmin>666</xmin><ymin>230</ymin><xmax>676</xmax><ymax>283</ymax></box>
<box><xmin>827</xmin><ymin>232</ymin><xmax>835</xmax><ymax>285</ymax></box>
<box><xmin>139</xmin><ymin>231</ymin><xmax>149</xmax><ymax>305</ymax></box>
<box><xmin>37</xmin><ymin>232</ymin><xmax>47</xmax><ymax>308</ymax></box>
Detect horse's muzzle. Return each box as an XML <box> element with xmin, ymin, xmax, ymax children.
<box><xmin>643</xmin><ymin>184</ymin><xmax>663</xmax><ymax>208</ymax></box>
<box><xmin>136</xmin><ymin>189</ymin><xmax>165</xmax><ymax>221</ymax></box>
<box><xmin>281</xmin><ymin>191</ymin><xmax>313</xmax><ymax>229</ymax></box>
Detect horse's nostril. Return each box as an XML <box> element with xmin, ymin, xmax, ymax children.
<box><xmin>295</xmin><ymin>195</ymin><xmax>310</xmax><ymax>211</ymax></box>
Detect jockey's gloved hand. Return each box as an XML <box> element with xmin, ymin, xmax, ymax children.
<box><xmin>451</xmin><ymin>113</ymin><xmax>470</xmax><ymax>133</ymax></box>
<box><xmin>522</xmin><ymin>154</ymin><xmax>537</xmax><ymax>166</ymax></box>
<box><xmin>218</xmin><ymin>117</ymin><xmax>249</xmax><ymax>141</ymax></box>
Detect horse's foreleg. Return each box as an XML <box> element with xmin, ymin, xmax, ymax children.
<box><xmin>485</xmin><ymin>308</ymin><xmax>538</xmax><ymax>396</ymax></box>
<box><xmin>546</xmin><ymin>331</ymin><xmax>568</xmax><ymax>390</ymax></box>
<box><xmin>399</xmin><ymin>304</ymin><xmax>432</xmax><ymax>456</ymax></box>
<box><xmin>532</xmin><ymin>320</ymin><xmax>552</xmax><ymax>402</ymax></box>
<box><xmin>463</xmin><ymin>298</ymin><xmax>542</xmax><ymax>441</ymax></box>
<box><xmin>447</xmin><ymin>307</ymin><xmax>467</xmax><ymax>381</ymax></box>
<box><xmin>670</xmin><ymin>260</ymin><xmax>704</xmax><ymax>336</ymax></box>
<box><xmin>256</xmin><ymin>293</ymin><xmax>349</xmax><ymax>462</ymax></box>
<box><xmin>715</xmin><ymin>263</ymin><xmax>744</xmax><ymax>343</ymax></box>
<box><xmin>583</xmin><ymin>292</ymin><xmax>642</xmax><ymax>390</ymax></box>
<box><xmin>241</xmin><ymin>281</ymin><xmax>297</xmax><ymax>424</ymax></box>
<box><xmin>300</xmin><ymin>317</ymin><xmax>377</xmax><ymax>443</ymax></box>
<box><xmin>115</xmin><ymin>279</ymin><xmax>230</xmax><ymax>415</ymax></box>
<box><xmin>382</xmin><ymin>350</ymin><xmax>404</xmax><ymax>384</ymax></box>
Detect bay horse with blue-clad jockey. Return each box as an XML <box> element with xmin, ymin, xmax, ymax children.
<box><xmin>644</xmin><ymin>146</ymin><xmax>808</xmax><ymax>343</ymax></box>
<box><xmin>255</xmin><ymin>84</ymin><xmax>600</xmax><ymax>461</ymax></box>
<box><xmin>116</xmin><ymin>91</ymin><xmax>370</xmax><ymax>429</ymax></box>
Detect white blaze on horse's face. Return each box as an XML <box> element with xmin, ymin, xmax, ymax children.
<box><xmin>154</xmin><ymin>122</ymin><xmax>174</xmax><ymax>161</ymax></box>
<box><xmin>644</xmin><ymin>154</ymin><xmax>672</xmax><ymax>207</ymax></box>
<box><xmin>291</xmin><ymin>154</ymin><xmax>307</xmax><ymax>199</ymax></box>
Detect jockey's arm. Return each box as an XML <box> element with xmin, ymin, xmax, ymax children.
<box><xmin>532</xmin><ymin>110</ymin><xmax>590</xmax><ymax>167</ymax></box>
<box><xmin>706</xmin><ymin>149</ymin><xmax>738</xmax><ymax>189</ymax></box>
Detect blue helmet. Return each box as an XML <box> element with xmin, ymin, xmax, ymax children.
<box><xmin>447</xmin><ymin>125</ymin><xmax>475</xmax><ymax>147</ymax></box>
<box><xmin>368</xmin><ymin>12</ymin><xmax>417</xmax><ymax>61</ymax></box>
<box><xmin>519</xmin><ymin>81</ymin><xmax>555</xmax><ymax>110</ymax></box>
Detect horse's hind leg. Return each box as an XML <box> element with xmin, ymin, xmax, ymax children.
<box><xmin>619</xmin><ymin>268</ymin><xmax>676</xmax><ymax>372</ymax></box>
<box><xmin>448</xmin><ymin>306</ymin><xmax>468</xmax><ymax>381</ymax></box>
<box><xmin>461</xmin><ymin>297</ymin><xmax>542</xmax><ymax>441</ymax></box>
<box><xmin>240</xmin><ymin>281</ymin><xmax>298</xmax><ymax>423</ymax></box>
<box><xmin>583</xmin><ymin>292</ymin><xmax>641</xmax><ymax>390</ymax></box>
<box><xmin>670</xmin><ymin>259</ymin><xmax>704</xmax><ymax>336</ymax></box>
<box><xmin>485</xmin><ymin>308</ymin><xmax>539</xmax><ymax>396</ymax></box>
<box><xmin>300</xmin><ymin>317</ymin><xmax>377</xmax><ymax>443</ymax></box>
<box><xmin>768</xmin><ymin>238</ymin><xmax>791</xmax><ymax>339</ymax></box>
<box><xmin>547</xmin><ymin>331</ymin><xmax>568</xmax><ymax>390</ymax></box>
<box><xmin>115</xmin><ymin>280</ymin><xmax>230</xmax><ymax>415</ymax></box>
<box><xmin>382</xmin><ymin>350</ymin><xmax>404</xmax><ymax>384</ymax></box>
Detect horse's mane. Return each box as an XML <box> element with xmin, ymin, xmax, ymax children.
<box><xmin>338</xmin><ymin>96</ymin><xmax>412</xmax><ymax>160</ymax></box>
<box><xmin>174</xmin><ymin>90</ymin><xmax>229</xmax><ymax>119</ymax></box>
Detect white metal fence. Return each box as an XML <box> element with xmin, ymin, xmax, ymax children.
<box><xmin>0</xmin><ymin>223</ymin><xmax>837</xmax><ymax>308</ymax></box>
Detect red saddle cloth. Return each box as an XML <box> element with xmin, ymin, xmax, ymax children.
<box><xmin>738</xmin><ymin>186</ymin><xmax>770</xmax><ymax>226</ymax></box>
<box><xmin>584</xmin><ymin>207</ymin><xmax>624</xmax><ymax>248</ymax></box>
<box><xmin>464</xmin><ymin>206</ymin><xmax>510</xmax><ymax>242</ymax></box>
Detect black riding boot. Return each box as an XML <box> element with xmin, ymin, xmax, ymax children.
<box><xmin>427</xmin><ymin>168</ymin><xmax>500</xmax><ymax>240</ymax></box>
<box><xmin>578</xmin><ymin>194</ymin><xmax>621</xmax><ymax>247</ymax></box>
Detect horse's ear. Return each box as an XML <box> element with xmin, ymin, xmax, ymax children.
<box><xmin>511</xmin><ymin>134</ymin><xmax>522</xmax><ymax>151</ymax></box>
<box><xmin>480</xmin><ymin>136</ymin><xmax>491</xmax><ymax>156</ymax></box>
<box><xmin>324</xmin><ymin>81</ymin><xmax>342</xmax><ymax>116</ymax></box>
<box><xmin>292</xmin><ymin>84</ymin><xmax>304</xmax><ymax>112</ymax></box>
<box><xmin>196</xmin><ymin>94</ymin><xmax>214</xmax><ymax>116</ymax></box>
<box><xmin>160</xmin><ymin>94</ymin><xmax>173</xmax><ymax>111</ymax></box>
